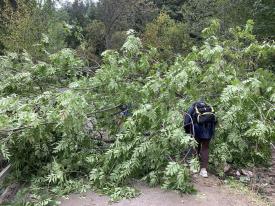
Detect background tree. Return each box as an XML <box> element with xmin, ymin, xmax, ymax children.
<box><xmin>152</xmin><ymin>0</ymin><xmax>186</xmax><ymax>20</ymax></box>
<box><xmin>97</xmin><ymin>0</ymin><xmax>157</xmax><ymax>49</ymax></box>
<box><xmin>181</xmin><ymin>0</ymin><xmax>275</xmax><ymax>40</ymax></box>
<box><xmin>0</xmin><ymin>0</ymin><xmax>69</xmax><ymax>58</ymax></box>
<box><xmin>143</xmin><ymin>12</ymin><xmax>192</xmax><ymax>58</ymax></box>
<box><xmin>221</xmin><ymin>0</ymin><xmax>275</xmax><ymax>39</ymax></box>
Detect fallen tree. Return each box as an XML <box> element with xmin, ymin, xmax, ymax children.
<box><xmin>0</xmin><ymin>20</ymin><xmax>274</xmax><ymax>204</ymax></box>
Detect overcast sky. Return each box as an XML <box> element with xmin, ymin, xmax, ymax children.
<box><xmin>59</xmin><ymin>0</ymin><xmax>98</xmax><ymax>3</ymax></box>
<box><xmin>56</xmin><ymin>0</ymin><xmax>98</xmax><ymax>8</ymax></box>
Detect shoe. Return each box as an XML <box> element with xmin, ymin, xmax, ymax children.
<box><xmin>199</xmin><ymin>168</ymin><xmax>208</xmax><ymax>178</ymax></box>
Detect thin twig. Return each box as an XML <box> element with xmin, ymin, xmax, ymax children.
<box><xmin>70</xmin><ymin>84</ymin><xmax>107</xmax><ymax>91</ymax></box>
<box><xmin>0</xmin><ymin>122</ymin><xmax>55</xmax><ymax>137</ymax></box>
<box><xmin>90</xmin><ymin>136</ymin><xmax>115</xmax><ymax>143</ymax></box>
<box><xmin>248</xmin><ymin>97</ymin><xmax>265</xmax><ymax>122</ymax></box>
<box><xmin>89</xmin><ymin>59</ymin><xmax>101</xmax><ymax>68</ymax></box>
<box><xmin>181</xmin><ymin>148</ymin><xmax>193</xmax><ymax>163</ymax></box>
<box><xmin>87</xmin><ymin>104</ymin><xmax>122</xmax><ymax>117</ymax></box>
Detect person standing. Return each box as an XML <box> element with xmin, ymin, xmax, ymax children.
<box><xmin>184</xmin><ymin>101</ymin><xmax>216</xmax><ymax>178</ymax></box>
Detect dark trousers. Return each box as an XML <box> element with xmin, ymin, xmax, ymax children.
<box><xmin>196</xmin><ymin>138</ymin><xmax>210</xmax><ymax>169</ymax></box>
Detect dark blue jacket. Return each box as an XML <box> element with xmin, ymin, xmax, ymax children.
<box><xmin>184</xmin><ymin>102</ymin><xmax>216</xmax><ymax>140</ymax></box>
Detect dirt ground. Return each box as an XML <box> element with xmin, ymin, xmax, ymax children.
<box><xmin>60</xmin><ymin>175</ymin><xmax>271</xmax><ymax>206</ymax></box>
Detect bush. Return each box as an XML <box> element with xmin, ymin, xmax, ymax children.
<box><xmin>143</xmin><ymin>12</ymin><xmax>192</xmax><ymax>58</ymax></box>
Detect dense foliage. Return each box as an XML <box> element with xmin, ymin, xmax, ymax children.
<box><xmin>1</xmin><ymin>0</ymin><xmax>274</xmax><ymax>59</ymax></box>
<box><xmin>0</xmin><ymin>19</ymin><xmax>274</xmax><ymax>205</ymax></box>
<box><xmin>1</xmin><ymin>0</ymin><xmax>275</xmax><ymax>205</ymax></box>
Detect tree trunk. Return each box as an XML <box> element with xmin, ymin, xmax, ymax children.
<box><xmin>105</xmin><ymin>32</ymin><xmax>112</xmax><ymax>49</ymax></box>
